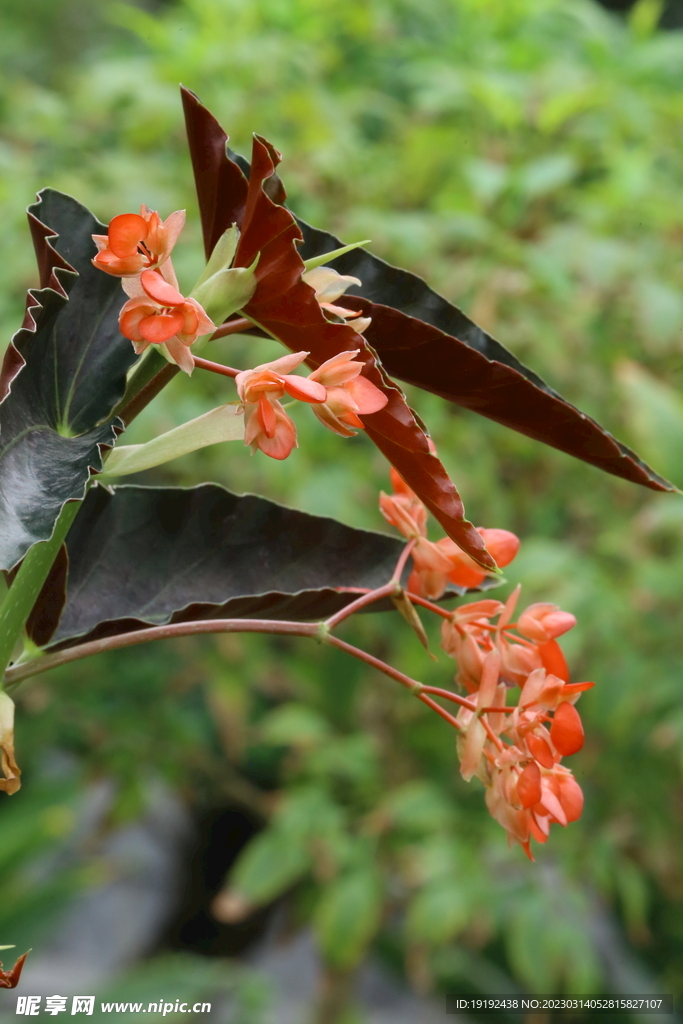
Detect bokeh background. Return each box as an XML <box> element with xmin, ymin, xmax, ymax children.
<box><xmin>2</xmin><ymin>0</ymin><xmax>683</xmax><ymax>1020</ymax></box>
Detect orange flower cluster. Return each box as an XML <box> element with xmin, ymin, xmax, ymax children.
<box><xmin>93</xmin><ymin>210</ymin><xmax>389</xmax><ymax>454</ymax></box>
<box><xmin>379</xmin><ymin>466</ymin><xmax>519</xmax><ymax>598</ymax></box>
<box><xmin>442</xmin><ymin>588</ymin><xmax>592</xmax><ymax>858</ymax></box>
<box><xmin>92</xmin><ymin>207</ymin><xmax>216</xmax><ymax>374</ymax></box>
<box><xmin>235</xmin><ymin>349</ymin><xmax>388</xmax><ymax>459</ymax></box>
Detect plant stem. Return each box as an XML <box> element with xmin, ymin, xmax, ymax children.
<box><xmin>391</xmin><ymin>538</ymin><xmax>416</xmax><ymax>582</ymax></box>
<box><xmin>420</xmin><ymin>686</ymin><xmax>476</xmax><ymax>711</ymax></box>
<box><xmin>407</xmin><ymin>592</ymin><xmax>455</xmax><ymax>619</ymax></box>
<box><xmin>112</xmin><ymin>349</ymin><xmax>170</xmax><ymax>422</ymax></box>
<box><xmin>324</xmin><ymin>582</ymin><xmax>397</xmax><ymax>630</ymax></box>
<box><xmin>209</xmin><ymin>317</ymin><xmax>254</xmax><ymax>340</ymax></box>
<box><xmin>3</xmin><ymin>610</ymin><xmax>465</xmax><ymax>732</ymax></box>
<box><xmin>193</xmin><ymin>357</ymin><xmax>240</xmax><ymax>379</ymax></box>
<box><xmin>3</xmin><ymin>618</ymin><xmax>318</xmax><ymax>690</ymax></box>
<box><xmin>0</xmin><ymin>500</ymin><xmax>82</xmax><ymax>678</ymax></box>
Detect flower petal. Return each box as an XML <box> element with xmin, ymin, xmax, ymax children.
<box><xmin>258</xmin><ymin>350</ymin><xmax>310</xmax><ymax>375</ymax></box>
<box><xmin>138</xmin><ymin>310</ymin><xmax>186</xmax><ymax>344</ymax></box>
<box><xmin>517</xmin><ymin>762</ymin><xmax>542</xmax><ymax>808</ymax></box>
<box><xmin>345</xmin><ymin>375</ymin><xmax>389</xmax><ymax>415</ymax></box>
<box><xmin>550</xmin><ymin>702</ymin><xmax>584</xmax><ymax>756</ymax></box>
<box><xmin>119</xmin><ymin>298</ymin><xmax>157</xmax><ymax>343</ymax></box>
<box><xmin>108</xmin><ymin>213</ymin><xmax>148</xmax><ymax>258</ymax></box>
<box><xmin>281</xmin><ymin>375</ymin><xmax>327</xmax><ymax>403</ymax></box>
<box><xmin>140</xmin><ymin>269</ymin><xmax>186</xmax><ymax>307</ymax></box>
<box><xmin>163</xmin><ymin>336</ymin><xmax>196</xmax><ymax>375</ymax></box>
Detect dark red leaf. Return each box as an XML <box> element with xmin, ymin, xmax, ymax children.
<box><xmin>342</xmin><ymin>299</ymin><xmax>673</xmax><ymax>492</ymax></box>
<box><xmin>181</xmin><ymin>87</ymin><xmax>671</xmax><ymax>494</ymax></box>
<box><xmin>181</xmin><ymin>88</ymin><xmax>495</xmax><ymax>570</ymax></box>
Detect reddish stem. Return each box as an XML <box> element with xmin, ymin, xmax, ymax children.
<box><xmin>481</xmin><ymin>716</ymin><xmax>505</xmax><ymax>751</ymax></box>
<box><xmin>420</xmin><ymin>686</ymin><xmax>476</xmax><ymax>711</ymax></box>
<box><xmin>209</xmin><ymin>317</ymin><xmax>254</xmax><ymax>340</ymax></box>
<box><xmin>325</xmin><ymin>634</ymin><xmax>422</xmax><ymax>692</ymax></box>
<box><xmin>193</xmin><ymin>356</ymin><xmax>241</xmax><ymax>379</ymax></box>
<box><xmin>324</xmin><ymin>582</ymin><xmax>397</xmax><ymax>630</ymax></box>
<box><xmin>416</xmin><ymin>693</ymin><xmax>463</xmax><ymax>730</ymax></box>
<box><xmin>4</xmin><ymin>619</ymin><xmax>319</xmax><ymax>689</ymax></box>
<box><xmin>406</xmin><ymin>593</ymin><xmax>454</xmax><ymax>619</ymax></box>
<box><xmin>391</xmin><ymin>538</ymin><xmax>416</xmax><ymax>583</ymax></box>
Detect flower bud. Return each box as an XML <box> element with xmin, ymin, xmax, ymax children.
<box><xmin>0</xmin><ymin>692</ymin><xmax>21</xmax><ymax>795</ymax></box>
<box><xmin>518</xmin><ymin>603</ymin><xmax>576</xmax><ymax>643</ymax></box>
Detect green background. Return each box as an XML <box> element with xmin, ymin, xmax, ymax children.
<box><xmin>2</xmin><ymin>0</ymin><xmax>683</xmax><ymax>1019</ymax></box>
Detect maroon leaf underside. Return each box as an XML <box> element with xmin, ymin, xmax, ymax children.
<box><xmin>343</xmin><ymin>299</ymin><xmax>674</xmax><ymax>491</ymax></box>
<box><xmin>181</xmin><ymin>87</ymin><xmax>496</xmax><ymax>572</ymax></box>
<box><xmin>181</xmin><ymin>92</ymin><xmax>673</xmax><ymax>497</ymax></box>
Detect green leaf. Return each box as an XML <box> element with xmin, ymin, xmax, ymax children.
<box><xmin>0</xmin><ymin>189</ymin><xmax>135</xmax><ymax>570</ymax></box>
<box><xmin>101</xmin><ymin>405</ymin><xmax>244</xmax><ymax>478</ymax></box>
<box><xmin>302</xmin><ymin>241</ymin><xmax>371</xmax><ymax>273</ymax></box>
<box><xmin>313</xmin><ymin>868</ymin><xmax>383</xmax><ymax>968</ymax></box>
<box><xmin>230</xmin><ymin>828</ymin><xmax>311</xmax><ymax>906</ymax></box>
<box><xmin>259</xmin><ymin>704</ymin><xmax>331</xmax><ymax>748</ymax></box>
<box><xmin>381</xmin><ymin>781</ymin><xmax>454</xmax><ymax>834</ymax></box>
<box><xmin>405</xmin><ymin>878</ymin><xmax>469</xmax><ymax>945</ymax></box>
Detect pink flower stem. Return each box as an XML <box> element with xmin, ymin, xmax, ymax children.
<box><xmin>481</xmin><ymin>716</ymin><xmax>505</xmax><ymax>751</ymax></box>
<box><xmin>4</xmin><ymin>614</ymin><xmax>465</xmax><ymax>732</ymax></box>
<box><xmin>193</xmin><ymin>356</ymin><xmax>241</xmax><ymax>379</ymax></box>
<box><xmin>324</xmin><ymin>635</ymin><xmax>462</xmax><ymax>729</ymax></box>
<box><xmin>391</xmin><ymin>538</ymin><xmax>416</xmax><ymax>583</ymax></box>
<box><xmin>419</xmin><ymin>686</ymin><xmax>476</xmax><ymax>711</ymax></box>
<box><xmin>324</xmin><ymin>582</ymin><xmax>398</xmax><ymax>630</ymax></box>
<box><xmin>209</xmin><ymin>317</ymin><xmax>254</xmax><ymax>340</ymax></box>
<box><xmin>4</xmin><ymin>619</ymin><xmax>319</xmax><ymax>690</ymax></box>
<box><xmin>415</xmin><ymin>693</ymin><xmax>463</xmax><ymax>730</ymax></box>
<box><xmin>405</xmin><ymin>593</ymin><xmax>454</xmax><ymax>619</ymax></box>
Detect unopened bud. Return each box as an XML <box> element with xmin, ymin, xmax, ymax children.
<box><xmin>0</xmin><ymin>692</ymin><xmax>21</xmax><ymax>795</ymax></box>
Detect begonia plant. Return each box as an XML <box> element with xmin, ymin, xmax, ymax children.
<box><xmin>0</xmin><ymin>92</ymin><xmax>675</xmax><ymax>974</ymax></box>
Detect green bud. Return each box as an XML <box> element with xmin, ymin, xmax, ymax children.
<box><xmin>190</xmin><ymin>224</ymin><xmax>260</xmax><ymax>324</ymax></box>
<box><xmin>302</xmin><ymin>240</ymin><xmax>370</xmax><ymax>273</ymax></box>
<box><xmin>101</xmin><ymin>404</ymin><xmax>245</xmax><ymax>478</ymax></box>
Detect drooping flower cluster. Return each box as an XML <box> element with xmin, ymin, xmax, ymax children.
<box><xmin>379</xmin><ymin>466</ymin><xmax>519</xmax><ymax>598</ymax></box>
<box><xmin>441</xmin><ymin>588</ymin><xmax>591</xmax><ymax>858</ymax></box>
<box><xmin>377</xmin><ymin>464</ymin><xmax>590</xmax><ymax>857</ymax></box>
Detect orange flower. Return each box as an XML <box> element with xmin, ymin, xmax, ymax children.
<box><xmin>518</xmin><ymin>602</ymin><xmax>577</xmax><ymax>642</ymax></box>
<box><xmin>379</xmin><ymin>468</ymin><xmax>518</xmax><ymax>599</ymax></box>
<box><xmin>235</xmin><ymin>351</ymin><xmax>327</xmax><ymax>460</ymax></box>
<box><xmin>408</xmin><ymin>526</ymin><xmax>520</xmax><ymax>600</ymax></box>
<box><xmin>93</xmin><ymin>205</ymin><xmax>185</xmax><ymax>276</ymax></box>
<box><xmin>308</xmin><ymin>350</ymin><xmax>388</xmax><ymax>437</ymax></box>
<box><xmin>118</xmin><ymin>268</ymin><xmax>215</xmax><ymax>374</ymax></box>
<box><xmin>379</xmin><ymin>489</ymin><xmax>456</xmax><ymax>599</ymax></box>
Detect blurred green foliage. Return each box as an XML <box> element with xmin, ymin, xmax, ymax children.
<box><xmin>3</xmin><ymin>0</ymin><xmax>683</xmax><ymax>1017</ymax></box>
